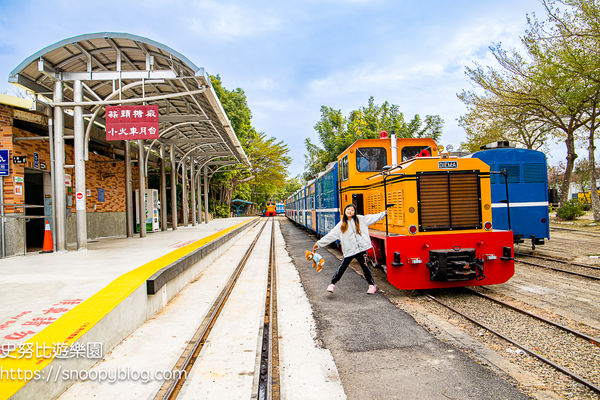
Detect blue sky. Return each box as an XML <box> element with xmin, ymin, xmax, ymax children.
<box><xmin>1</xmin><ymin>0</ymin><xmax>579</xmax><ymax>178</ymax></box>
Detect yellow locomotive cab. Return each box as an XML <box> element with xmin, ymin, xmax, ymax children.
<box><xmin>337</xmin><ymin>137</ymin><xmax>493</xmax><ymax>237</ymax></box>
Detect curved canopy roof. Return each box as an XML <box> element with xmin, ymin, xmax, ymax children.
<box><xmin>9</xmin><ymin>32</ymin><xmax>250</xmax><ymax>168</ymax></box>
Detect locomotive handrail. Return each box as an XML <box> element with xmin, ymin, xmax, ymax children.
<box><xmin>366</xmin><ymin>165</ymin><xmax>404</xmax><ymax>180</ymax></box>
<box><xmin>384</xmin><ymin>172</ymin><xmax>388</xmax><ymax>236</ymax></box>
<box><xmin>490</xmin><ymin>170</ymin><xmax>511</xmax><ymax>231</ymax></box>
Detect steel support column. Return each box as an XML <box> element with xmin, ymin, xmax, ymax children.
<box><xmin>73</xmin><ymin>80</ymin><xmax>87</xmax><ymax>250</ymax></box>
<box><xmin>204</xmin><ymin>166</ymin><xmax>209</xmax><ymax>224</ymax></box>
<box><xmin>190</xmin><ymin>159</ymin><xmax>196</xmax><ymax>226</ymax></box>
<box><xmin>125</xmin><ymin>141</ymin><xmax>133</xmax><ymax>237</ymax></box>
<box><xmin>197</xmin><ymin>173</ymin><xmax>202</xmax><ymax>223</ymax></box>
<box><xmin>53</xmin><ymin>81</ymin><xmax>66</xmax><ymax>251</ymax></box>
<box><xmin>160</xmin><ymin>146</ymin><xmax>167</xmax><ymax>231</ymax></box>
<box><xmin>137</xmin><ymin>140</ymin><xmax>146</xmax><ymax>238</ymax></box>
<box><xmin>170</xmin><ymin>146</ymin><xmax>178</xmax><ymax>230</ymax></box>
<box><xmin>182</xmin><ymin>159</ymin><xmax>189</xmax><ymax>226</ymax></box>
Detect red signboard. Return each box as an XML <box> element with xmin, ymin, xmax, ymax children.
<box><xmin>105</xmin><ymin>105</ymin><xmax>159</xmax><ymax>141</ymax></box>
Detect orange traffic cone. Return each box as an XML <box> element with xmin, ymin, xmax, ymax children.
<box><xmin>41</xmin><ymin>220</ymin><xmax>54</xmax><ymax>253</ymax></box>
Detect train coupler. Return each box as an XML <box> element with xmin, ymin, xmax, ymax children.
<box><xmin>425</xmin><ymin>248</ymin><xmax>485</xmax><ymax>282</ymax></box>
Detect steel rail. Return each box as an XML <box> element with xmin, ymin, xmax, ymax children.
<box><xmin>515</xmin><ymin>252</ymin><xmax>600</xmax><ymax>272</ymax></box>
<box><xmin>516</xmin><ymin>259</ymin><xmax>600</xmax><ymax>281</ymax></box>
<box><xmin>465</xmin><ymin>288</ymin><xmax>600</xmax><ymax>347</ymax></box>
<box><xmin>258</xmin><ymin>218</ymin><xmax>281</xmax><ymax>400</ymax></box>
<box><xmin>423</xmin><ymin>293</ymin><xmax>600</xmax><ymax>395</ymax></box>
<box><xmin>550</xmin><ymin>226</ymin><xmax>600</xmax><ymax>238</ymax></box>
<box><xmin>155</xmin><ymin>218</ymin><xmax>265</xmax><ymax>400</ymax></box>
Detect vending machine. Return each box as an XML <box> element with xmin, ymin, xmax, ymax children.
<box><xmin>135</xmin><ymin>189</ymin><xmax>160</xmax><ymax>232</ymax></box>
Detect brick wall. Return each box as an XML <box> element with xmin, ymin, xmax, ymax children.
<box><xmin>0</xmin><ymin>105</ymin><xmax>17</xmax><ymax>213</ymax></box>
<box><xmin>1</xmin><ymin>106</ymin><xmax>140</xmax><ymax>215</ymax></box>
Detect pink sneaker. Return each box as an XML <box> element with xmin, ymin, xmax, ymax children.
<box><xmin>367</xmin><ymin>285</ymin><xmax>377</xmax><ymax>294</ymax></box>
<box><xmin>327</xmin><ymin>284</ymin><xmax>335</xmax><ymax>293</ymax></box>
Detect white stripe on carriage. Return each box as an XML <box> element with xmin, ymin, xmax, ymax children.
<box><xmin>491</xmin><ymin>201</ymin><xmax>549</xmax><ymax>208</ymax></box>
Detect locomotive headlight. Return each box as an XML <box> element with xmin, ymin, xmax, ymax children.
<box><xmin>408</xmin><ymin>225</ymin><xmax>418</xmax><ymax>234</ymax></box>
<box><xmin>484</xmin><ymin>221</ymin><xmax>492</xmax><ymax>231</ymax></box>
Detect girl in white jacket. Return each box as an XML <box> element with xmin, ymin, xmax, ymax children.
<box><xmin>314</xmin><ymin>204</ymin><xmax>387</xmax><ymax>294</ymax></box>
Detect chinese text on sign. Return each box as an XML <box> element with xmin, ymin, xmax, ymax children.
<box><xmin>105</xmin><ymin>105</ymin><xmax>159</xmax><ymax>141</ymax></box>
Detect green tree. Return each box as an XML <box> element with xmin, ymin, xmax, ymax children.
<box><xmin>209</xmin><ymin>75</ymin><xmax>292</xmax><ymax>216</ymax></box>
<box><xmin>304</xmin><ymin>97</ymin><xmax>443</xmax><ymax>179</ymax></box>
<box><xmin>461</xmin><ymin>15</ymin><xmax>591</xmax><ymax>207</ymax></box>
<box><xmin>537</xmin><ymin>0</ymin><xmax>600</xmax><ymax>220</ymax></box>
<box><xmin>457</xmin><ymin>90</ymin><xmax>552</xmax><ymax>152</ymax></box>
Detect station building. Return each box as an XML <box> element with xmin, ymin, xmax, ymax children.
<box><xmin>1</xmin><ymin>33</ymin><xmax>250</xmax><ymax>257</ymax></box>
<box><xmin>1</xmin><ymin>94</ymin><xmax>142</xmax><ymax>255</ymax></box>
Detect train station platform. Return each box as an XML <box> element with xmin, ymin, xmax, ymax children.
<box><xmin>279</xmin><ymin>219</ymin><xmax>530</xmax><ymax>400</ymax></box>
<box><xmin>0</xmin><ymin>217</ymin><xmax>256</xmax><ymax>399</ymax></box>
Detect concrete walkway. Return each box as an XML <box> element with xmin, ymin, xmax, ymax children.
<box><xmin>280</xmin><ymin>219</ymin><xmax>530</xmax><ymax>400</ymax></box>
<box><xmin>0</xmin><ymin>217</ymin><xmax>254</xmax><ymax>399</ymax></box>
<box><xmin>56</xmin><ymin>220</ymin><xmax>345</xmax><ymax>400</ymax></box>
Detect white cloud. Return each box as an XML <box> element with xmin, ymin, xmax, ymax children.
<box><xmin>183</xmin><ymin>1</ymin><xmax>281</xmax><ymax>40</ymax></box>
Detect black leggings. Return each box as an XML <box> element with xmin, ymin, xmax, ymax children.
<box><xmin>331</xmin><ymin>251</ymin><xmax>375</xmax><ymax>285</ymax></box>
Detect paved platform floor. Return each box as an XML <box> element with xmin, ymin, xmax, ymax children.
<box><xmin>57</xmin><ymin>220</ymin><xmax>345</xmax><ymax>400</ymax></box>
<box><xmin>280</xmin><ymin>219</ymin><xmax>530</xmax><ymax>400</ymax></box>
<box><xmin>0</xmin><ymin>217</ymin><xmax>254</xmax><ymax>398</ymax></box>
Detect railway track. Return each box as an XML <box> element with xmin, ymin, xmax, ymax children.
<box><xmin>154</xmin><ymin>218</ymin><xmax>280</xmax><ymax>400</ymax></box>
<box><xmin>514</xmin><ymin>252</ymin><xmax>600</xmax><ymax>281</ymax></box>
<box><xmin>550</xmin><ymin>226</ymin><xmax>600</xmax><ymax>238</ymax></box>
<box><xmin>423</xmin><ymin>289</ymin><xmax>600</xmax><ymax>396</ymax></box>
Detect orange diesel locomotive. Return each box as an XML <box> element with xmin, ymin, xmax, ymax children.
<box><xmin>265</xmin><ymin>201</ymin><xmax>277</xmax><ymax>217</ymax></box>
<box><xmin>288</xmin><ymin>132</ymin><xmax>515</xmax><ymax>290</ymax></box>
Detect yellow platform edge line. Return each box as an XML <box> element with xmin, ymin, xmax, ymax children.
<box><xmin>0</xmin><ymin>218</ymin><xmax>258</xmax><ymax>399</ymax></box>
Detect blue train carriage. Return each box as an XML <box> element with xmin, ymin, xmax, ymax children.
<box><xmin>289</xmin><ymin>189</ymin><xmax>300</xmax><ymax>223</ymax></box>
<box><xmin>470</xmin><ymin>142</ymin><xmax>550</xmax><ymax>249</ymax></box>
<box><xmin>306</xmin><ymin>180</ymin><xmax>317</xmax><ymax>232</ymax></box>
<box><xmin>276</xmin><ymin>202</ymin><xmax>285</xmax><ymax>214</ymax></box>
<box><xmin>298</xmin><ymin>182</ymin><xmax>310</xmax><ymax>229</ymax></box>
<box><xmin>315</xmin><ymin>162</ymin><xmax>340</xmax><ymax>236</ymax></box>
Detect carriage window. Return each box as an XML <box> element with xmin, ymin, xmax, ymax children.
<box><xmin>498</xmin><ymin>164</ymin><xmax>521</xmax><ymax>184</ymax></box>
<box><xmin>401</xmin><ymin>146</ymin><xmax>430</xmax><ymax>161</ymax></box>
<box><xmin>340</xmin><ymin>156</ymin><xmax>349</xmax><ymax>181</ymax></box>
<box><xmin>356</xmin><ymin>147</ymin><xmax>387</xmax><ymax>172</ymax></box>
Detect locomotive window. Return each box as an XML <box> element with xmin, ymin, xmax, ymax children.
<box><xmin>401</xmin><ymin>146</ymin><xmax>430</xmax><ymax>161</ymax></box>
<box><xmin>356</xmin><ymin>147</ymin><xmax>387</xmax><ymax>172</ymax></box>
<box><xmin>340</xmin><ymin>156</ymin><xmax>349</xmax><ymax>181</ymax></box>
<box><xmin>498</xmin><ymin>164</ymin><xmax>521</xmax><ymax>183</ymax></box>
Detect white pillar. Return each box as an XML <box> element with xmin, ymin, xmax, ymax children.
<box><xmin>190</xmin><ymin>159</ymin><xmax>196</xmax><ymax>226</ymax></box>
<box><xmin>73</xmin><ymin>80</ymin><xmax>87</xmax><ymax>250</ymax></box>
<box><xmin>125</xmin><ymin>141</ymin><xmax>133</xmax><ymax>237</ymax></box>
<box><xmin>182</xmin><ymin>159</ymin><xmax>189</xmax><ymax>226</ymax></box>
<box><xmin>197</xmin><ymin>172</ymin><xmax>202</xmax><ymax>222</ymax></box>
<box><xmin>138</xmin><ymin>140</ymin><xmax>146</xmax><ymax>238</ymax></box>
<box><xmin>170</xmin><ymin>146</ymin><xmax>178</xmax><ymax>230</ymax></box>
<box><xmin>160</xmin><ymin>146</ymin><xmax>167</xmax><ymax>231</ymax></box>
<box><xmin>204</xmin><ymin>166</ymin><xmax>209</xmax><ymax>224</ymax></box>
<box><xmin>53</xmin><ymin>81</ymin><xmax>66</xmax><ymax>251</ymax></box>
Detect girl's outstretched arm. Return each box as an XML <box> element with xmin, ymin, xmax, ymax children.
<box><xmin>361</xmin><ymin>210</ymin><xmax>387</xmax><ymax>226</ymax></box>
<box><xmin>315</xmin><ymin>222</ymin><xmax>342</xmax><ymax>249</ymax></box>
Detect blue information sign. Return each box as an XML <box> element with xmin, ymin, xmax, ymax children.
<box><xmin>0</xmin><ymin>150</ymin><xmax>9</xmax><ymax>176</ymax></box>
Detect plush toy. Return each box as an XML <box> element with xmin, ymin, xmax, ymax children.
<box><xmin>305</xmin><ymin>250</ymin><xmax>325</xmax><ymax>272</ymax></box>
